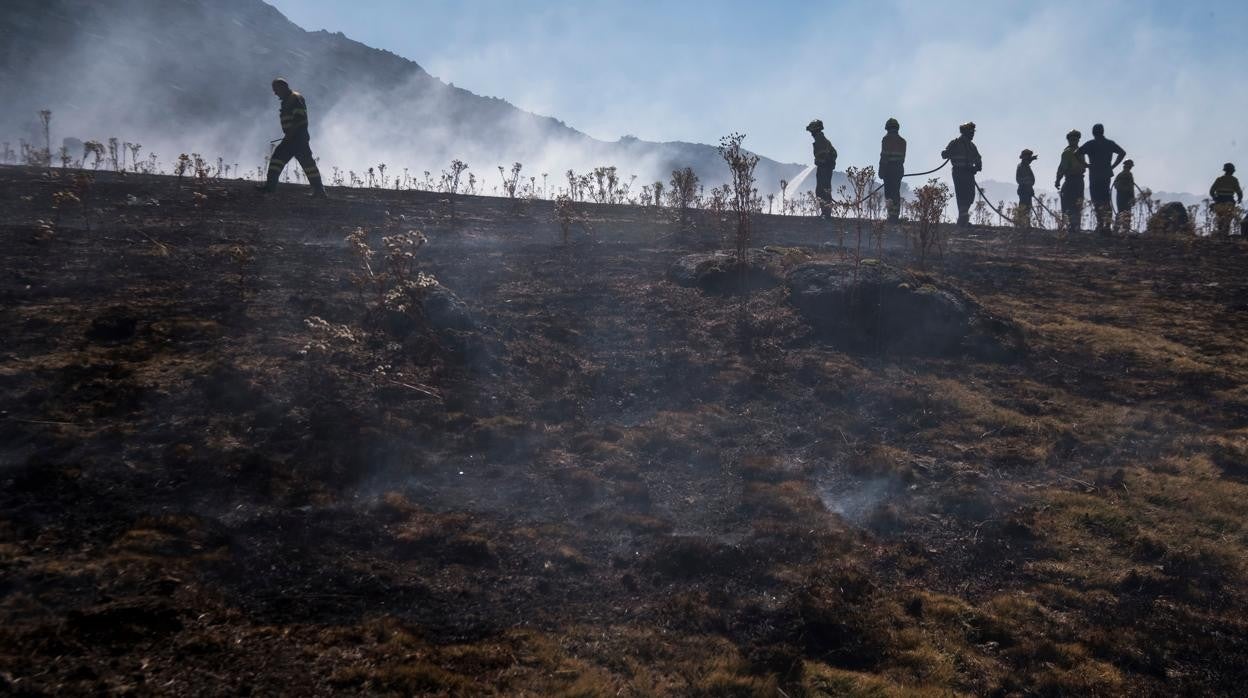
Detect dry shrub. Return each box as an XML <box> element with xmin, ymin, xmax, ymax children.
<box><xmin>667</xmin><ymin>166</ymin><xmax>699</xmax><ymax>227</ymax></box>
<box><xmin>718</xmin><ymin>132</ymin><xmax>760</xmax><ymax>261</ymax></box>
<box><xmin>905</xmin><ymin>178</ymin><xmax>951</xmax><ymax>264</ymax></box>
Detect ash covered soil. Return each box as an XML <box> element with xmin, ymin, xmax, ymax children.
<box><xmin>2</xmin><ymin>166</ymin><xmax>1248</xmax><ymax>696</ymax></box>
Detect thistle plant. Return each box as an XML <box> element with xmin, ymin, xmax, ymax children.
<box><xmin>972</xmin><ymin>198</ymin><xmax>990</xmax><ymax>227</ymax></box>
<box><xmin>718</xmin><ymin>132</ymin><xmax>760</xmax><ymax>262</ymax></box>
<box><xmin>83</xmin><ymin>141</ymin><xmax>105</xmax><ymax>170</ymax></box>
<box><xmin>500</xmin><ymin>162</ymin><xmax>523</xmax><ymax>199</ymax></box>
<box><xmin>174</xmin><ymin>153</ymin><xmax>191</xmax><ymax>183</ymax></box>
<box><xmin>707</xmin><ymin>185</ymin><xmax>729</xmax><ymax>240</ymax></box>
<box><xmin>300</xmin><ymin>316</ymin><xmax>362</xmax><ymax>357</ymax></box>
<box><xmin>554</xmin><ymin>194</ymin><xmax>575</xmax><ymax>244</ymax></box>
<box><xmin>344</xmin><ymin>227</ymin><xmax>436</xmax><ymax>326</ymax></box>
<box><xmin>442</xmin><ymin>159</ymin><xmax>469</xmax><ymax>224</ymax></box>
<box><xmin>666</xmin><ymin>167</ymin><xmax>699</xmax><ymax>228</ymax></box>
<box><xmin>107</xmin><ymin>138</ymin><xmax>120</xmax><ymax>171</ymax></box>
<box><xmin>37</xmin><ymin>110</ymin><xmax>52</xmax><ymax>167</ymax></box>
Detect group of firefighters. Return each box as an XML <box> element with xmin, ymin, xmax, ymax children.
<box><xmin>807</xmin><ymin>118</ymin><xmax>1246</xmax><ymax>236</ymax></box>
<box><xmin>257</xmin><ymin>77</ymin><xmax>1244</xmax><ymax>237</ymax></box>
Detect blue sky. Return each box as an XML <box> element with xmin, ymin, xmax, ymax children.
<box><xmin>267</xmin><ymin>0</ymin><xmax>1246</xmax><ymax>194</ymax></box>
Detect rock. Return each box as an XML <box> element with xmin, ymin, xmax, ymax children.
<box><xmin>668</xmin><ymin>248</ymin><xmax>793</xmax><ymax>294</ymax></box>
<box><xmin>786</xmin><ymin>260</ymin><xmax>1025</xmax><ymax>360</ymax></box>
<box><xmin>1146</xmin><ymin>201</ymin><xmax>1192</xmax><ymax>237</ymax></box>
<box><xmin>422</xmin><ymin>282</ymin><xmax>474</xmax><ymax>333</ymax></box>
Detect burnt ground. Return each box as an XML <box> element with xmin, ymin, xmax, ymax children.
<box><xmin>1</xmin><ymin>165</ymin><xmax>1247</xmax><ymax>696</ymax></box>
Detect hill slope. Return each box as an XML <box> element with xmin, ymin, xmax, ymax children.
<box><xmin>1</xmin><ymin>165</ymin><xmax>1247</xmax><ymax>694</ymax></box>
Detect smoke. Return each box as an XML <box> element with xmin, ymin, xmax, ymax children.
<box><xmin>265</xmin><ymin>0</ymin><xmax>1248</xmax><ymax>199</ymax></box>
<box><xmin>11</xmin><ymin>0</ymin><xmax>1232</xmax><ymax>201</ymax></box>
<box><xmin>0</xmin><ymin>0</ymin><xmax>810</xmax><ymax>197</ymax></box>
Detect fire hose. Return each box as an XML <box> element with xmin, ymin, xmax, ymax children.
<box><xmin>974</xmin><ymin>182</ymin><xmax>1015</xmax><ymax>223</ymax></box>
<box><xmin>825</xmin><ymin>159</ymin><xmax>951</xmax><ymax>208</ymax></box>
<box><xmin>1003</xmin><ymin>181</ymin><xmax>1150</xmax><ymax>231</ymax></box>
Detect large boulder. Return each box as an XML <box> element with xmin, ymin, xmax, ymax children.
<box><xmin>786</xmin><ymin>260</ymin><xmax>1024</xmax><ymax>360</ymax></box>
<box><xmin>668</xmin><ymin>247</ymin><xmax>804</xmax><ymax>294</ymax></box>
<box><xmin>1145</xmin><ymin>202</ymin><xmax>1192</xmax><ymax>237</ymax></box>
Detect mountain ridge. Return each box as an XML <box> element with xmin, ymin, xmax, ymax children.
<box><xmin>0</xmin><ymin>0</ymin><xmax>818</xmax><ymax>193</ymax></box>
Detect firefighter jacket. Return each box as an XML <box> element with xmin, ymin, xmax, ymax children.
<box><xmin>1057</xmin><ymin>146</ymin><xmax>1086</xmax><ymax>183</ymax></box>
<box><xmin>1016</xmin><ymin>162</ymin><xmax>1036</xmax><ymax>188</ymax></box>
<box><xmin>1113</xmin><ymin>170</ymin><xmax>1135</xmax><ymax>194</ymax></box>
<box><xmin>942</xmin><ymin>137</ymin><xmax>981</xmax><ymax>172</ymax></box>
<box><xmin>280</xmin><ymin>92</ymin><xmax>310</xmax><ymax>139</ymax></box>
<box><xmin>879</xmin><ymin>132</ymin><xmax>907</xmax><ymax>173</ymax></box>
<box><xmin>1210</xmin><ymin>174</ymin><xmax>1243</xmax><ymax>201</ymax></box>
<box><xmin>812</xmin><ymin>133</ymin><xmax>837</xmax><ymax>168</ymax></box>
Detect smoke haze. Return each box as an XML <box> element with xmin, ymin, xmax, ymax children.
<box><xmin>1</xmin><ymin>0</ymin><xmax>822</xmax><ymax>197</ymax></box>
<box><xmin>269</xmin><ymin>0</ymin><xmax>1245</xmax><ymax>200</ymax></box>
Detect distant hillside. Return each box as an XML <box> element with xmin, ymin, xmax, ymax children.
<box><xmin>0</xmin><ymin>0</ymin><xmax>829</xmax><ymax>194</ymax></box>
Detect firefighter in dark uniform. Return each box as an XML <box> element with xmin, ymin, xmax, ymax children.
<box><xmin>1210</xmin><ymin>163</ymin><xmax>1243</xmax><ymax>236</ymax></box>
<box><xmin>1078</xmin><ymin>124</ymin><xmax>1126</xmax><ymax>234</ymax></box>
<box><xmin>807</xmin><ymin>120</ymin><xmax>837</xmax><ymax>219</ymax></box>
<box><xmin>1113</xmin><ymin>159</ymin><xmax>1135</xmax><ymax>233</ymax></box>
<box><xmin>259</xmin><ymin>78</ymin><xmax>327</xmax><ymax>197</ymax></box>
<box><xmin>1016</xmin><ymin>149</ymin><xmax>1038</xmax><ymax>228</ymax></box>
<box><xmin>879</xmin><ymin>118</ymin><xmax>906</xmax><ymax>222</ymax></box>
<box><xmin>1055</xmin><ymin>129</ymin><xmax>1086</xmax><ymax>233</ymax></box>
<box><xmin>941</xmin><ymin>122</ymin><xmax>981</xmax><ymax>227</ymax></box>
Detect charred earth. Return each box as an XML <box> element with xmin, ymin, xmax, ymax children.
<box><xmin>2</xmin><ymin>166</ymin><xmax>1248</xmax><ymax>695</ymax></box>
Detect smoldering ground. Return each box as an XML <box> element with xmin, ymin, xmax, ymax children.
<box><xmin>3</xmin><ymin>140</ymin><xmax>1248</xmax><ymax>693</ymax></box>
